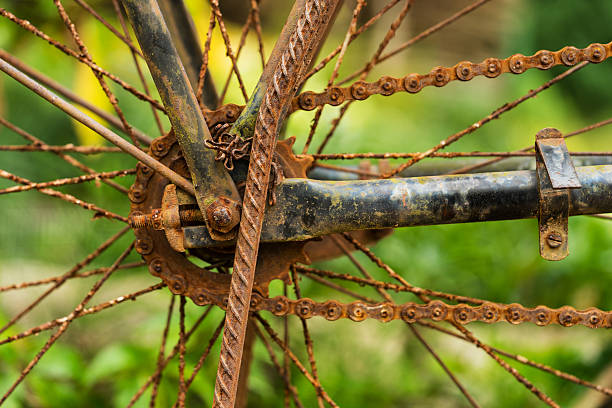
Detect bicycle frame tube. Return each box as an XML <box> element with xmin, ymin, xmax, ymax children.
<box><xmin>183</xmin><ymin>164</ymin><xmax>612</xmax><ymax>247</ymax></box>
<box><xmin>157</xmin><ymin>0</ymin><xmax>219</xmax><ymax>109</ymax></box>
<box><xmin>121</xmin><ymin>0</ymin><xmax>241</xmax><ymax>209</ymax></box>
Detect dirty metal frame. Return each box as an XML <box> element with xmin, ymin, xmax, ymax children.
<box><xmin>156</xmin><ymin>0</ymin><xmax>218</xmax><ymax>110</ymax></box>
<box><xmin>177</xmin><ymin>162</ymin><xmax>610</xmax><ymax>249</ymax></box>
<box><xmin>121</xmin><ymin>0</ymin><xmax>242</xmax><ymax>240</ymax></box>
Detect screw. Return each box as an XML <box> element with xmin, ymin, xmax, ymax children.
<box><xmin>151</xmin><ymin>259</ymin><xmax>163</xmax><ymax>273</ymax></box>
<box><xmin>130</xmin><ymin>212</ymin><xmax>152</xmax><ymax>228</ymax></box>
<box><xmin>129</xmin><ymin>208</ymin><xmax>203</xmax><ymax>229</ymax></box>
<box><xmin>546</xmin><ymin>232</ymin><xmax>563</xmax><ymax>248</ymax></box>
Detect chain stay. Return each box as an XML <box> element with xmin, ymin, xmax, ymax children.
<box><xmin>293</xmin><ymin>41</ymin><xmax>612</xmax><ymax>111</ymax></box>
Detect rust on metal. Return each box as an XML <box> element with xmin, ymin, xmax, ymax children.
<box><xmin>121</xmin><ymin>0</ymin><xmax>241</xmax><ymax>229</ymax></box>
<box><xmin>129</xmin><ymin>131</ymin><xmax>310</xmax><ymax>307</ymax></box>
<box><xmin>535</xmin><ymin>128</ymin><xmax>581</xmax><ymax>189</ymax></box>
<box><xmin>212</xmin><ymin>1</ymin><xmax>341</xmax><ymax>406</ymax></box>
<box><xmin>535</xmin><ymin>128</ymin><xmax>581</xmax><ymax>261</ymax></box>
<box><xmin>181</xmin><ymin>164</ymin><xmax>612</xmax><ymax>247</ymax></box>
<box><xmin>246</xmin><ymin>294</ymin><xmax>612</xmax><ymax>329</ymax></box>
<box><xmin>292</xmin><ymin>41</ymin><xmax>612</xmax><ymax>112</ymax></box>
<box><xmin>0</xmin><ymin>50</ymin><xmax>153</xmax><ymax>146</ymax></box>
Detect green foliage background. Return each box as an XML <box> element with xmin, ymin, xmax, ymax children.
<box><xmin>1</xmin><ymin>1</ymin><xmax>612</xmax><ymax>407</ymax></box>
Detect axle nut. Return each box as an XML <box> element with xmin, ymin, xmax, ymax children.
<box><xmin>212</xmin><ymin>207</ymin><xmax>231</xmax><ymax>226</ymax></box>
<box><xmin>206</xmin><ymin>196</ymin><xmax>241</xmax><ymax>233</ymax></box>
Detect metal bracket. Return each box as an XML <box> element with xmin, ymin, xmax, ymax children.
<box><xmin>535</xmin><ymin>128</ymin><xmax>581</xmax><ymax>261</ymax></box>
<box><xmin>121</xmin><ymin>0</ymin><xmax>242</xmax><ymax>240</ymax></box>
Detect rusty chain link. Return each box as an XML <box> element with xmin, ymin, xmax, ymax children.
<box><xmin>208</xmin><ymin>41</ymin><xmax>612</xmax><ymax>129</ymax></box>
<box><xmin>292</xmin><ymin>41</ymin><xmax>612</xmax><ymax>111</ymax></box>
<box><xmin>232</xmin><ymin>295</ymin><xmax>612</xmax><ymax>329</ymax></box>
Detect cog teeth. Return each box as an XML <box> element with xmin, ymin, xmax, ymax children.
<box><xmin>131</xmin><ymin>129</ymin><xmax>313</xmax><ymax>306</ymax></box>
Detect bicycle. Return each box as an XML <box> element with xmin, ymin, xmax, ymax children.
<box><xmin>1</xmin><ymin>0</ymin><xmax>612</xmax><ymax>406</ymax></box>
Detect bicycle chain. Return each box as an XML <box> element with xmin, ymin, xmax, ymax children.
<box><xmin>209</xmin><ymin>42</ymin><xmax>612</xmax><ymax>122</ymax></box>
<box><xmin>292</xmin><ymin>41</ymin><xmax>612</xmax><ymax>111</ymax></box>
<box><xmin>233</xmin><ymin>294</ymin><xmax>612</xmax><ymax>329</ymax></box>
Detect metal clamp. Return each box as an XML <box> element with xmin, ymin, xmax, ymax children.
<box><xmin>535</xmin><ymin>128</ymin><xmax>581</xmax><ymax>261</ymax></box>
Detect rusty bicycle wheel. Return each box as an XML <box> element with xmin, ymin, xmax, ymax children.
<box><xmin>1</xmin><ymin>1</ymin><xmax>612</xmax><ymax>407</ymax></box>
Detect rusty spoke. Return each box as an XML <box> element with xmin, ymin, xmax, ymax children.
<box><xmin>0</xmin><ymin>262</ymin><xmax>144</xmax><ymax>293</ymax></box>
<box><xmin>341</xmin><ymin>233</ymin><xmax>556</xmax><ymax>406</ymax></box>
<box><xmin>418</xmin><ymin>321</ymin><xmax>612</xmax><ymax>398</ymax></box>
<box><xmin>0</xmin><ymin>51</ymin><xmax>152</xmax><ymax>146</ymax></box>
<box><xmin>455</xmin><ymin>324</ymin><xmax>560</xmax><ymax>408</ymax></box>
<box><xmin>170</xmin><ymin>319</ymin><xmax>225</xmax><ymax>408</ymax></box>
<box><xmin>0</xmin><ymin>169</ymin><xmax>129</xmax><ymax>223</ymax></box>
<box><xmin>302</xmin><ymin>0</ymin><xmax>402</xmax><ymax>83</ymax></box>
<box><xmin>0</xmin><ymin>226</ymin><xmax>129</xmax><ymax>336</ymax></box>
<box><xmin>338</xmin><ymin>0</ymin><xmax>493</xmax><ymax>85</ymax></box>
<box><xmin>250</xmin><ymin>0</ymin><xmax>266</xmax><ymax>68</ymax></box>
<box><xmin>0</xmin><ymin>144</ymin><xmax>121</xmax><ymax>154</ymax></box>
<box><xmin>150</xmin><ymin>295</ymin><xmax>175</xmax><ymax>408</ymax></box>
<box><xmin>184</xmin><ymin>319</ymin><xmax>225</xmax><ymax>391</ymax></box>
<box><xmin>385</xmin><ymin>61</ymin><xmax>590</xmax><ymax>177</ymax></box>
<box><xmin>73</xmin><ymin>0</ymin><xmax>144</xmax><ymax>58</ymax></box>
<box><xmin>255</xmin><ymin>314</ymin><xmax>339</xmax><ymax>408</ymax></box>
<box><xmin>0</xmin><ymin>116</ymin><xmax>129</xmax><ymax>194</ymax></box>
<box><xmin>111</xmin><ymin>0</ymin><xmax>166</xmax><ymax>136</ymax></box>
<box><xmin>0</xmin><ymin>283</ymin><xmax>165</xmax><ymax>348</ymax></box>
<box><xmin>300</xmin><ymin>270</ymin><xmax>378</xmax><ymax>303</ymax></box>
<box><xmin>0</xmin><ymin>57</ymin><xmax>195</xmax><ymax>195</ymax></box>
<box><xmin>341</xmin><ymin>239</ymin><xmax>478</xmax><ymax>406</ymax></box>
<box><xmin>301</xmin><ymin>0</ymin><xmax>367</xmax><ymax>155</ymax></box>
<box><xmin>0</xmin><ymin>243</ymin><xmax>134</xmax><ymax>404</ymax></box>
<box><xmin>282</xmin><ymin>284</ymin><xmax>292</xmax><ymax>408</ymax></box>
<box><xmin>54</xmin><ymin>0</ymin><xmax>143</xmax><ymax>148</ymax></box>
<box><xmin>295</xmin><ymin>264</ymin><xmax>484</xmax><ymax>305</ymax></box>
<box><xmin>333</xmin><ymin>235</ymin><xmax>479</xmax><ymax>407</ymax></box>
<box><xmin>177</xmin><ymin>296</ymin><xmax>187</xmax><ymax>408</ymax></box>
<box><xmin>218</xmin><ymin>6</ymin><xmax>254</xmax><ymax>104</ymax></box>
<box><xmin>450</xmin><ymin>115</ymin><xmax>612</xmax><ymax>175</ymax></box>
<box><xmin>0</xmin><ymin>7</ymin><xmax>165</xmax><ymax>112</ymax></box>
<box><xmin>125</xmin><ymin>307</ymin><xmax>216</xmax><ymax>408</ymax></box>
<box><xmin>315</xmin><ymin>0</ymin><xmax>414</xmax><ymax>155</ymax></box>
<box><xmin>290</xmin><ymin>267</ymin><xmax>325</xmax><ymax>408</ymax></box>
<box><xmin>196</xmin><ymin>10</ymin><xmax>217</xmax><ymax>110</ymax></box>
<box><xmin>311</xmin><ymin>151</ymin><xmax>612</xmax><ymax>160</ymax></box>
<box><xmin>330</xmin><ymin>235</ymin><xmax>390</xmax><ymax>299</ymax></box>
<box><xmin>254</xmin><ymin>323</ymin><xmax>304</xmax><ymax>408</ymax></box>
<box><xmin>208</xmin><ymin>0</ymin><xmax>249</xmax><ymax>103</ymax></box>
<box><xmin>0</xmin><ymin>169</ymin><xmax>135</xmax><ymax>195</ymax></box>
<box><xmin>310</xmin><ymin>161</ymin><xmax>380</xmax><ymax>177</ymax></box>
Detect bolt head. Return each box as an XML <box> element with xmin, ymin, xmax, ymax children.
<box><xmin>212</xmin><ymin>207</ymin><xmax>232</xmax><ymax>226</ymax></box>
<box><xmin>546</xmin><ymin>232</ymin><xmax>563</xmax><ymax>248</ymax></box>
